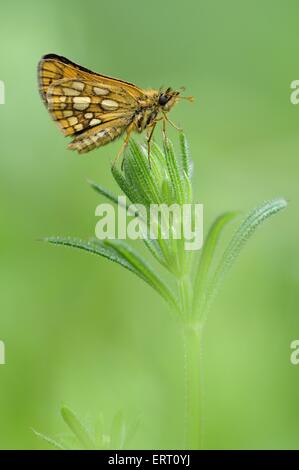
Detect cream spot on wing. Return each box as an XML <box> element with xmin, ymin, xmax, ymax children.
<box><xmin>90</xmin><ymin>118</ymin><xmax>101</xmax><ymax>126</ymax></box>
<box><xmin>73</xmin><ymin>97</ymin><xmax>91</xmax><ymax>104</ymax></box>
<box><xmin>84</xmin><ymin>112</ymin><xmax>93</xmax><ymax>119</ymax></box>
<box><xmin>74</xmin><ymin>103</ymin><xmax>89</xmax><ymax>111</ymax></box>
<box><xmin>75</xmin><ymin>104</ymin><xmax>89</xmax><ymax>111</ymax></box>
<box><xmin>63</xmin><ymin>88</ymin><xmax>80</xmax><ymax>96</ymax></box>
<box><xmin>101</xmin><ymin>99</ymin><xmax>119</xmax><ymax>111</ymax></box>
<box><xmin>91</xmin><ymin>135</ymin><xmax>98</xmax><ymax>143</ymax></box>
<box><xmin>72</xmin><ymin>81</ymin><xmax>85</xmax><ymax>91</ymax></box>
<box><xmin>74</xmin><ymin>123</ymin><xmax>83</xmax><ymax>131</ymax></box>
<box><xmin>63</xmin><ymin>110</ymin><xmax>73</xmax><ymax>117</ymax></box>
<box><xmin>59</xmin><ymin>96</ymin><xmax>66</xmax><ymax>103</ymax></box>
<box><xmin>69</xmin><ymin>116</ymin><xmax>78</xmax><ymax>126</ymax></box>
<box><xmin>93</xmin><ymin>87</ymin><xmax>109</xmax><ymax>96</ymax></box>
<box><xmin>73</xmin><ymin>96</ymin><xmax>91</xmax><ymax>111</ymax></box>
<box><xmin>97</xmin><ymin>130</ymin><xmax>107</xmax><ymax>138</ymax></box>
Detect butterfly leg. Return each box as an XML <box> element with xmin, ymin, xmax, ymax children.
<box><xmin>112</xmin><ymin>123</ymin><xmax>134</xmax><ymax>169</ymax></box>
<box><xmin>162</xmin><ymin>115</ymin><xmax>167</xmax><ymax>141</ymax></box>
<box><xmin>146</xmin><ymin>121</ymin><xmax>158</xmax><ymax>168</ymax></box>
<box><xmin>145</xmin><ymin>116</ymin><xmax>164</xmax><ymax>167</ymax></box>
<box><xmin>162</xmin><ymin>112</ymin><xmax>182</xmax><ymax>131</ymax></box>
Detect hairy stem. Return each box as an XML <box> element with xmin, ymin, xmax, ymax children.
<box><xmin>182</xmin><ymin>323</ymin><xmax>202</xmax><ymax>449</ymax></box>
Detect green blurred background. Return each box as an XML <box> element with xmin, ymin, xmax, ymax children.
<box><xmin>0</xmin><ymin>0</ymin><xmax>298</xmax><ymax>449</ymax></box>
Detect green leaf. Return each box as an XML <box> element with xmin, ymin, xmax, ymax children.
<box><xmin>44</xmin><ymin>236</ymin><xmax>146</xmax><ymax>277</ymax></box>
<box><xmin>145</xmin><ymin>143</ymin><xmax>165</xmax><ymax>183</ymax></box>
<box><xmin>164</xmin><ymin>138</ymin><xmax>185</xmax><ymax>205</ymax></box>
<box><xmin>124</xmin><ymin>139</ymin><xmax>162</xmax><ymax>206</ymax></box>
<box><xmin>111</xmin><ymin>164</ymin><xmax>134</xmax><ymax>203</ymax></box>
<box><xmin>61</xmin><ymin>405</ymin><xmax>96</xmax><ymax>450</ymax></box>
<box><xmin>101</xmin><ymin>239</ymin><xmax>179</xmax><ymax>312</ymax></box>
<box><xmin>182</xmin><ymin>170</ymin><xmax>192</xmax><ymax>204</ymax></box>
<box><xmin>88</xmin><ymin>180</ymin><xmax>124</xmax><ymax>207</ymax></box>
<box><xmin>110</xmin><ymin>411</ymin><xmax>126</xmax><ymax>449</ymax></box>
<box><xmin>205</xmin><ymin>198</ymin><xmax>287</xmax><ymax>316</ymax></box>
<box><xmin>123</xmin><ymin>417</ymin><xmax>141</xmax><ymax>447</ymax></box>
<box><xmin>151</xmin><ymin>140</ymin><xmax>168</xmax><ymax>168</ymax></box>
<box><xmin>111</xmin><ymin>163</ymin><xmax>148</xmax><ymax>207</ymax></box>
<box><xmin>94</xmin><ymin>413</ymin><xmax>106</xmax><ymax>449</ymax></box>
<box><xmin>44</xmin><ymin>237</ymin><xmax>178</xmax><ymax>313</ymax></box>
<box><xmin>179</xmin><ymin>132</ymin><xmax>192</xmax><ymax>179</ymax></box>
<box><xmin>32</xmin><ymin>428</ymin><xmax>66</xmax><ymax>450</ymax></box>
<box><xmin>161</xmin><ymin>175</ymin><xmax>175</xmax><ymax>205</ymax></box>
<box><xmin>193</xmin><ymin>212</ymin><xmax>237</xmax><ymax>315</ymax></box>
<box><xmin>142</xmin><ymin>237</ymin><xmax>168</xmax><ymax>268</ymax></box>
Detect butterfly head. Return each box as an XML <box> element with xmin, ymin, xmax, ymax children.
<box><xmin>158</xmin><ymin>87</ymin><xmax>193</xmax><ymax>111</ymax></box>
<box><xmin>158</xmin><ymin>88</ymin><xmax>180</xmax><ymax>111</ymax></box>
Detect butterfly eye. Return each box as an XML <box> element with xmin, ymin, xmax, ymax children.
<box><xmin>159</xmin><ymin>94</ymin><xmax>169</xmax><ymax>106</ymax></box>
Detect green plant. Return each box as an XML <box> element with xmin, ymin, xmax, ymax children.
<box><xmin>44</xmin><ymin>134</ymin><xmax>287</xmax><ymax>449</ymax></box>
<box><xmin>33</xmin><ymin>405</ymin><xmax>139</xmax><ymax>450</ymax></box>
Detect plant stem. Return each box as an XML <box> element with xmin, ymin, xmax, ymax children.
<box><xmin>178</xmin><ymin>268</ymin><xmax>202</xmax><ymax>449</ymax></box>
<box><xmin>182</xmin><ymin>322</ymin><xmax>202</xmax><ymax>450</ymax></box>
<box><xmin>178</xmin><ymin>275</ymin><xmax>190</xmax><ymax>317</ymax></box>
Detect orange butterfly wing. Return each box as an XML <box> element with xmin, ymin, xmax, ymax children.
<box><xmin>38</xmin><ymin>54</ymin><xmax>144</xmax><ymax>153</ymax></box>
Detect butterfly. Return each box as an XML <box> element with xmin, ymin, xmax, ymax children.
<box><xmin>38</xmin><ymin>54</ymin><xmax>192</xmax><ymax>164</ymax></box>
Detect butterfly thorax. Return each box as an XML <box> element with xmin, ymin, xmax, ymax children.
<box><xmin>134</xmin><ymin>88</ymin><xmax>179</xmax><ymax>133</ymax></box>
<box><xmin>133</xmin><ymin>90</ymin><xmax>157</xmax><ymax>132</ymax></box>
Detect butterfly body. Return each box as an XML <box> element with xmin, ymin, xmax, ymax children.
<box><xmin>38</xmin><ymin>54</ymin><xmax>189</xmax><ymax>158</ymax></box>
